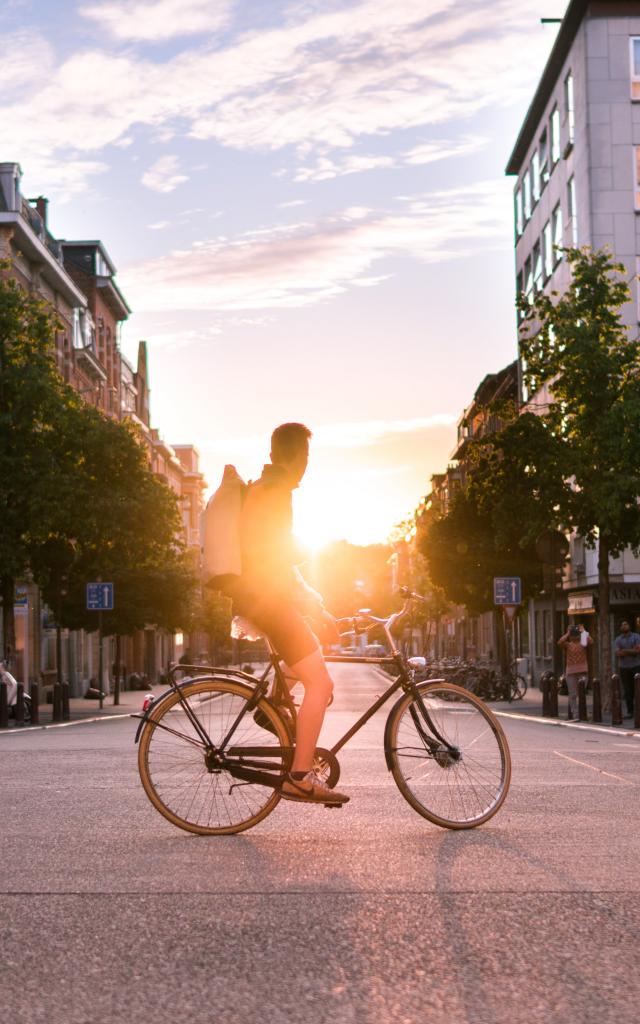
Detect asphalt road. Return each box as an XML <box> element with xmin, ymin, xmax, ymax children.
<box><xmin>1</xmin><ymin>663</ymin><xmax>639</xmax><ymax>1024</ymax></box>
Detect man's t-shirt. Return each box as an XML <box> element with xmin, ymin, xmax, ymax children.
<box><xmin>615</xmin><ymin>632</ymin><xmax>640</xmax><ymax>669</ymax></box>
<box><xmin>239</xmin><ymin>463</ymin><xmax>299</xmax><ymax>601</ymax></box>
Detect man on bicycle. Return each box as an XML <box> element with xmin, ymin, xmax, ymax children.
<box><xmin>232</xmin><ymin>422</ymin><xmax>349</xmax><ymax>806</ymax></box>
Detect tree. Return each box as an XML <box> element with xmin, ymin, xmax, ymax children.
<box><xmin>0</xmin><ymin>266</ymin><xmax>81</xmax><ymax>665</ymax></box>
<box><xmin>0</xmin><ymin>265</ymin><xmax>197</xmax><ymax>671</ymax></box>
<box><xmin>31</xmin><ymin>409</ymin><xmax>198</xmax><ymax>639</ymax></box>
<box><xmin>520</xmin><ymin>246</ymin><xmax>640</xmax><ymax>702</ymax></box>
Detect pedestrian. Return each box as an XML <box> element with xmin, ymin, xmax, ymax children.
<box><xmin>614</xmin><ymin>620</ymin><xmax>640</xmax><ymax>719</ymax></box>
<box><xmin>558</xmin><ymin>624</ymin><xmax>592</xmax><ymax>720</ymax></box>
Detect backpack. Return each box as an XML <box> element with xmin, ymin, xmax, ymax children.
<box><xmin>201</xmin><ymin>464</ymin><xmax>246</xmax><ymax>586</ymax></box>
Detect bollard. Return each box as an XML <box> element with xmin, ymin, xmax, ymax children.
<box><xmin>634</xmin><ymin>673</ymin><xmax>640</xmax><ymax>731</ymax></box>
<box><xmin>611</xmin><ymin>674</ymin><xmax>622</xmax><ymax>726</ymax></box>
<box><xmin>52</xmin><ymin>683</ymin><xmax>63</xmax><ymax>723</ymax></box>
<box><xmin>62</xmin><ymin>683</ymin><xmax>70</xmax><ymax>722</ymax></box>
<box><xmin>0</xmin><ymin>681</ymin><xmax>7</xmax><ymax>728</ymax></box>
<box><xmin>549</xmin><ymin>673</ymin><xmax>559</xmax><ymax>718</ymax></box>
<box><xmin>15</xmin><ymin>683</ymin><xmax>25</xmax><ymax>726</ymax></box>
<box><xmin>591</xmin><ymin>676</ymin><xmax>599</xmax><ymax>720</ymax></box>
<box><xmin>30</xmin><ymin>682</ymin><xmax>39</xmax><ymax>725</ymax></box>
<box><xmin>578</xmin><ymin>677</ymin><xmax>587</xmax><ymax>722</ymax></box>
<box><xmin>541</xmin><ymin>671</ymin><xmax>549</xmax><ymax>716</ymax></box>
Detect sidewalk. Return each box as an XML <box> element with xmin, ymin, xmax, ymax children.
<box><xmin>1</xmin><ymin>681</ymin><xmax>169</xmax><ymax>731</ymax></box>
<box><xmin>488</xmin><ymin>682</ymin><xmax>640</xmax><ymax>736</ymax></box>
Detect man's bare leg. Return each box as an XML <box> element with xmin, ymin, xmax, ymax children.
<box><xmin>286</xmin><ymin>647</ymin><xmax>333</xmax><ymax>773</ymax></box>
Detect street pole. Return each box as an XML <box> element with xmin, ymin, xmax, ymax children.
<box><xmin>98</xmin><ymin>609</ymin><xmax>103</xmax><ymax>711</ymax></box>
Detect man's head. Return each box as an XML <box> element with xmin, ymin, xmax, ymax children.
<box><xmin>621</xmin><ymin>620</ymin><xmax>630</xmax><ymax>634</ymax></box>
<box><xmin>271</xmin><ymin>422</ymin><xmax>312</xmax><ymax>485</ymax></box>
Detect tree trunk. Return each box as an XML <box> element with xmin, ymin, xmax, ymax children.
<box><xmin>113</xmin><ymin>634</ymin><xmax>121</xmax><ymax>705</ymax></box>
<box><xmin>1</xmin><ymin>575</ymin><xmax>16</xmax><ymax>669</ymax></box>
<box><xmin>598</xmin><ymin>535</ymin><xmax>612</xmax><ymax>713</ymax></box>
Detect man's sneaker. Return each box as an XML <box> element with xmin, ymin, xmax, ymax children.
<box><xmin>280</xmin><ymin>772</ymin><xmax>349</xmax><ymax>806</ymax></box>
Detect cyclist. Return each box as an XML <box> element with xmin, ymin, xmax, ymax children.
<box><xmin>229</xmin><ymin>423</ymin><xmax>349</xmax><ymax>806</ymax></box>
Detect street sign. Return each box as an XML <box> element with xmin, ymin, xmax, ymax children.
<box><xmin>502</xmin><ymin>604</ymin><xmax>519</xmax><ymax>626</ymax></box>
<box><xmin>86</xmin><ymin>582</ymin><xmax>114</xmax><ymax>611</ymax></box>
<box><xmin>493</xmin><ymin>576</ymin><xmax>522</xmax><ymax>606</ymax></box>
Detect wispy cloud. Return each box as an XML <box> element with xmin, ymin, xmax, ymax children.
<box><xmin>202</xmin><ymin>413</ymin><xmax>458</xmax><ymax>456</ymax></box>
<box><xmin>293</xmin><ymin>136</ymin><xmax>487</xmax><ymax>182</ymax></box>
<box><xmin>5</xmin><ymin>1</ymin><xmax>565</xmax><ymax>197</ymax></box>
<box><xmin>141</xmin><ymin>155</ymin><xmax>188</xmax><ymax>193</ymax></box>
<box><xmin>79</xmin><ymin>0</ymin><xmax>234</xmax><ymax>41</ymax></box>
<box><xmin>124</xmin><ymin>180</ymin><xmax>512</xmax><ymax>312</ymax></box>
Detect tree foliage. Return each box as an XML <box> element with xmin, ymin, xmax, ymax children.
<box><xmin>519</xmin><ymin>246</ymin><xmax>640</xmax><ymax>692</ymax></box>
<box><xmin>0</xmin><ymin>266</ymin><xmax>197</xmax><ymax>662</ymax></box>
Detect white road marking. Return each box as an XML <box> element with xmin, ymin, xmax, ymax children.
<box><xmin>553</xmin><ymin>750</ymin><xmax>636</xmax><ymax>785</ymax></box>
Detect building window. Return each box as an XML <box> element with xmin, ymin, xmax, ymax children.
<box><xmin>524</xmin><ymin>255</ymin><xmax>533</xmax><ymax>302</ymax></box>
<box><xmin>553</xmin><ymin>203</ymin><xmax>563</xmax><ymax>262</ymax></box>
<box><xmin>550</xmin><ymin>105</ymin><xmax>561</xmax><ymax>165</ymax></box>
<box><xmin>533</xmin><ymin>241</ymin><xmax>543</xmax><ymax>293</ymax></box>
<box><xmin>523</xmin><ymin>169</ymin><xmax>532</xmax><ymax>220</ymax></box>
<box><xmin>531</xmin><ymin>151</ymin><xmax>541</xmax><ymax>204</ymax></box>
<box><xmin>539</xmin><ymin>129</ymin><xmax>549</xmax><ymax>188</ymax></box>
<box><xmin>564</xmin><ymin>71</ymin><xmax>575</xmax><ymax>145</ymax></box>
<box><xmin>543</xmin><ymin>610</ymin><xmax>553</xmax><ymax>657</ymax></box>
<box><xmin>543</xmin><ymin>220</ymin><xmax>553</xmax><ymax>278</ymax></box>
<box><xmin>567</xmin><ymin>176</ymin><xmax>578</xmax><ymax>246</ymax></box>
<box><xmin>515</xmin><ymin>188</ymin><xmax>524</xmax><ymax>237</ymax></box>
<box><xmin>631</xmin><ymin>38</ymin><xmax>640</xmax><ymax>99</ymax></box>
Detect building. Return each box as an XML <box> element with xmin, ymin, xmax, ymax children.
<box><xmin>506</xmin><ymin>0</ymin><xmax>640</xmax><ymax>679</ymax></box>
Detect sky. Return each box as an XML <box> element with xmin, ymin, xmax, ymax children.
<box><xmin>1</xmin><ymin>0</ymin><xmax>568</xmax><ymax>548</ymax></box>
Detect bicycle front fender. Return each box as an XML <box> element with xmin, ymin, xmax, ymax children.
<box><xmin>382</xmin><ymin>679</ymin><xmax>447</xmax><ymax>771</ymax></box>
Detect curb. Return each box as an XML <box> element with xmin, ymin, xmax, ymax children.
<box><xmin>493</xmin><ymin>708</ymin><xmax>640</xmax><ymax>739</ymax></box>
<box><xmin>0</xmin><ymin>712</ymin><xmax>134</xmax><ymax>736</ymax></box>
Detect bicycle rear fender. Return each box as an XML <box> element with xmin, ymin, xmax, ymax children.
<box><xmin>132</xmin><ymin>674</ymin><xmax>278</xmax><ymax>744</ymax></box>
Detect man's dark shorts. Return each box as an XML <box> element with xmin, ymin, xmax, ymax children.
<box><xmin>234</xmin><ymin>592</ymin><xmax>319</xmax><ymax>665</ymax></box>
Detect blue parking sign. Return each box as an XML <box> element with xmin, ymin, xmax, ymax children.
<box><xmin>493</xmin><ymin>577</ymin><xmax>522</xmax><ymax>605</ymax></box>
<box><xmin>86</xmin><ymin>582</ymin><xmax>114</xmax><ymax>611</ymax></box>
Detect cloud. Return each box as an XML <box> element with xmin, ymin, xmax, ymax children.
<box><xmin>123</xmin><ymin>179</ymin><xmax>512</xmax><ymax>312</ymax></box>
<box><xmin>202</xmin><ymin>413</ymin><xmax>457</xmax><ymax>457</ymax></box>
<box><xmin>147</xmin><ymin>220</ymin><xmax>170</xmax><ymax>229</ymax></box>
<box><xmin>141</xmin><ymin>155</ymin><xmax>188</xmax><ymax>192</ymax></box>
<box><xmin>293</xmin><ymin>135</ymin><xmax>487</xmax><ymax>182</ymax></box>
<box><xmin>79</xmin><ymin>0</ymin><xmax>234</xmax><ymax>41</ymax></box>
<box><xmin>2</xmin><ymin>1</ymin><xmax>566</xmax><ymax>196</ymax></box>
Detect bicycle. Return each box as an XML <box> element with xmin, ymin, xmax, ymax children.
<box><xmin>134</xmin><ymin>587</ymin><xmax>512</xmax><ymax>836</ymax></box>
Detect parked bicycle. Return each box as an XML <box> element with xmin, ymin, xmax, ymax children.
<box><xmin>134</xmin><ymin>587</ymin><xmax>512</xmax><ymax>836</ymax></box>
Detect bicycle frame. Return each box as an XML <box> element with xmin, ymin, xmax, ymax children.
<box><xmin>135</xmin><ymin>592</ymin><xmax>459</xmax><ymax>783</ymax></box>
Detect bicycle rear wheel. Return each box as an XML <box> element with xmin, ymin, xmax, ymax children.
<box><xmin>138</xmin><ymin>678</ymin><xmax>291</xmax><ymax>835</ymax></box>
<box><xmin>387</xmin><ymin>681</ymin><xmax>511</xmax><ymax>829</ymax></box>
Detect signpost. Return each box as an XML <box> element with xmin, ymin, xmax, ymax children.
<box><xmin>494</xmin><ymin>577</ymin><xmax>522</xmax><ymax>681</ymax></box>
<box><xmin>86</xmin><ymin>583</ymin><xmax>114</xmax><ymax>710</ymax></box>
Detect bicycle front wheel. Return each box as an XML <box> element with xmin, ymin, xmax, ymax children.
<box><xmin>511</xmin><ymin>674</ymin><xmax>527</xmax><ymax>700</ymax></box>
<box><xmin>387</xmin><ymin>681</ymin><xmax>511</xmax><ymax>829</ymax></box>
<box><xmin>138</xmin><ymin>678</ymin><xmax>291</xmax><ymax>836</ymax></box>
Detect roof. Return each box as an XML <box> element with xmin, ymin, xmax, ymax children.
<box><xmin>61</xmin><ymin>239</ymin><xmax>117</xmax><ymax>276</ymax></box>
<box><xmin>506</xmin><ymin>0</ymin><xmax>589</xmax><ymax>175</ymax></box>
